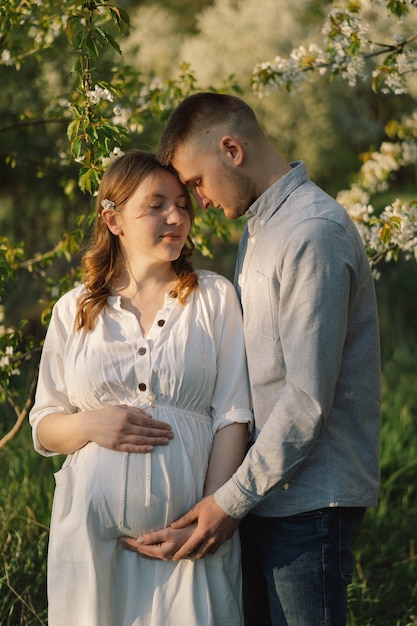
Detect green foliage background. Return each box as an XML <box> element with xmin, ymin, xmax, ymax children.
<box><xmin>1</xmin><ymin>1</ymin><xmax>417</xmax><ymax>624</ymax></box>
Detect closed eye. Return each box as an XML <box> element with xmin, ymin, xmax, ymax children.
<box><xmin>188</xmin><ymin>180</ymin><xmax>201</xmax><ymax>190</ymax></box>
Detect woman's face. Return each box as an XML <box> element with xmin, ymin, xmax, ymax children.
<box><xmin>109</xmin><ymin>169</ymin><xmax>192</xmax><ymax>267</ymax></box>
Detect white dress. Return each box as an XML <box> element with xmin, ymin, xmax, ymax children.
<box><xmin>29</xmin><ymin>270</ymin><xmax>252</xmax><ymax>626</ymax></box>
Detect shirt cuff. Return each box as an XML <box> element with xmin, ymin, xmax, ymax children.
<box><xmin>212</xmin><ymin>408</ymin><xmax>254</xmax><ymax>435</ymax></box>
<box><xmin>213</xmin><ymin>475</ymin><xmax>260</xmax><ymax>519</ymax></box>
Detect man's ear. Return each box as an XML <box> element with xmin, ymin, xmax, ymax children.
<box><xmin>220</xmin><ymin>135</ymin><xmax>245</xmax><ymax>165</ymax></box>
<box><xmin>101</xmin><ymin>209</ymin><xmax>123</xmax><ymax>235</ymax></box>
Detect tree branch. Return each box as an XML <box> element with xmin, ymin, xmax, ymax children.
<box><xmin>0</xmin><ymin>118</ymin><xmax>67</xmax><ymax>134</ymax></box>
<box><xmin>0</xmin><ymin>373</ymin><xmax>38</xmax><ymax>450</ymax></box>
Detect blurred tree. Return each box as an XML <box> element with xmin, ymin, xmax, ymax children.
<box><xmin>118</xmin><ymin>0</ymin><xmax>215</xmax><ymax>33</ymax></box>
<box><xmin>0</xmin><ymin>0</ymin><xmax>234</xmax><ymax>446</ymax></box>
<box><xmin>249</xmin><ymin>0</ymin><xmax>417</xmax><ymax>271</ymax></box>
<box><xmin>122</xmin><ymin>0</ymin><xmax>416</xmax><ymax>192</ymax></box>
<box><xmin>0</xmin><ymin>0</ymin><xmax>416</xmax><ymax>449</ymax></box>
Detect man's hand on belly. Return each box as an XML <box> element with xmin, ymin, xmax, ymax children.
<box><xmin>118</xmin><ymin>524</ymin><xmax>196</xmax><ymax>560</ymax></box>
<box><xmin>169</xmin><ymin>495</ymin><xmax>240</xmax><ymax>560</ymax></box>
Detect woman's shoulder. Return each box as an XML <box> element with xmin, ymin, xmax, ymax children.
<box><xmin>195</xmin><ymin>269</ymin><xmax>238</xmax><ymax>305</ymax></box>
<box><xmin>196</xmin><ymin>269</ymin><xmax>234</xmax><ymax>290</ymax></box>
<box><xmin>51</xmin><ymin>283</ymin><xmax>86</xmax><ymax>317</ymax></box>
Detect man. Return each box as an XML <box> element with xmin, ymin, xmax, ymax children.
<box><xmin>122</xmin><ymin>92</ymin><xmax>381</xmax><ymax>626</ymax></box>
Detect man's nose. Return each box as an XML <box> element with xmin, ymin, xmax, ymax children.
<box><xmin>190</xmin><ymin>189</ymin><xmax>207</xmax><ymax>212</ymax></box>
<box><xmin>195</xmin><ymin>188</ymin><xmax>212</xmax><ymax>212</ymax></box>
<box><xmin>202</xmin><ymin>197</ymin><xmax>212</xmax><ymax>211</ymax></box>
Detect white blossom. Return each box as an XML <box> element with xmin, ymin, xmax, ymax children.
<box><xmin>337</xmin><ymin>185</ymin><xmax>374</xmax><ymax>223</ymax></box>
<box><xmin>252</xmin><ymin>1</ymin><xmax>417</xmax><ymax>97</ymax></box>
<box><xmin>86</xmin><ymin>85</ymin><xmax>114</xmax><ymax>105</ymax></box>
<box><xmin>1</xmin><ymin>50</ymin><xmax>13</xmax><ymax>66</ymax></box>
<box><xmin>112</xmin><ymin>106</ymin><xmax>141</xmax><ymax>133</ymax></box>
<box><xmin>101</xmin><ymin>147</ymin><xmax>125</xmax><ymax>167</ymax></box>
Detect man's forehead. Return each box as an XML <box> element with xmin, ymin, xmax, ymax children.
<box><xmin>171</xmin><ymin>145</ymin><xmax>198</xmax><ymax>184</ymax></box>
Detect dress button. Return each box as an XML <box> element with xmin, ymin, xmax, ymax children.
<box><xmin>157</xmin><ymin>319</ymin><xmax>165</xmax><ymax>327</ymax></box>
<box><xmin>138</xmin><ymin>347</ymin><xmax>146</xmax><ymax>355</ymax></box>
<box><xmin>138</xmin><ymin>383</ymin><xmax>147</xmax><ymax>391</ymax></box>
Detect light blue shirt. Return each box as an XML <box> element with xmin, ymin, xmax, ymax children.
<box><xmin>215</xmin><ymin>161</ymin><xmax>381</xmax><ymax>518</ymax></box>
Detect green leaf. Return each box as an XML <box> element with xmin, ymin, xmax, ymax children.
<box><xmin>67</xmin><ymin>118</ymin><xmax>81</xmax><ymax>141</ymax></box>
<box><xmin>380</xmin><ymin>223</ymin><xmax>391</xmax><ymax>244</ymax></box>
<box><xmin>65</xmin><ymin>14</ymin><xmax>76</xmax><ymax>44</ymax></box>
<box><xmin>70</xmin><ymin>137</ymin><xmax>83</xmax><ymax>159</ymax></box>
<box><xmin>78</xmin><ymin>166</ymin><xmax>100</xmax><ymax>194</ymax></box>
<box><xmin>104</xmin><ymin>31</ymin><xmax>122</xmax><ymax>55</ymax></box>
<box><xmin>387</xmin><ymin>1</ymin><xmax>410</xmax><ymax>17</ymax></box>
<box><xmin>372</xmin><ymin>72</ymin><xmax>383</xmax><ymax>94</ymax></box>
<box><xmin>91</xmin><ymin>27</ymin><xmax>107</xmax><ymax>49</ymax></box>
<box><xmin>85</xmin><ymin>124</ymin><xmax>98</xmax><ymax>142</ymax></box>
<box><xmin>109</xmin><ymin>6</ymin><xmax>130</xmax><ymax>28</ymax></box>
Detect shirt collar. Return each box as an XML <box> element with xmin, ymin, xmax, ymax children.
<box><xmin>245</xmin><ymin>160</ymin><xmax>309</xmax><ymax>231</ymax></box>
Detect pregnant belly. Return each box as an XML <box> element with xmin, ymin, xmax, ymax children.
<box><xmin>54</xmin><ymin>423</ymin><xmax>212</xmax><ymax>540</ymax></box>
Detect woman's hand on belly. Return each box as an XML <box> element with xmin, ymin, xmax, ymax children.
<box><xmin>118</xmin><ymin>523</ymin><xmax>197</xmax><ymax>560</ymax></box>
<box><xmin>85</xmin><ymin>404</ymin><xmax>174</xmax><ymax>453</ymax></box>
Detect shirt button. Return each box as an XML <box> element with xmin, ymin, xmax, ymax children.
<box><xmin>157</xmin><ymin>319</ymin><xmax>165</xmax><ymax>327</ymax></box>
<box><xmin>138</xmin><ymin>347</ymin><xmax>147</xmax><ymax>356</ymax></box>
<box><xmin>138</xmin><ymin>383</ymin><xmax>147</xmax><ymax>391</ymax></box>
<box><xmin>250</xmin><ymin>237</ymin><xmax>256</xmax><ymax>244</ymax></box>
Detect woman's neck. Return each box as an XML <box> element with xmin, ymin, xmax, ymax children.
<box><xmin>112</xmin><ymin>263</ymin><xmax>177</xmax><ymax>299</ymax></box>
<box><xmin>112</xmin><ymin>264</ymin><xmax>178</xmax><ymax>337</ymax></box>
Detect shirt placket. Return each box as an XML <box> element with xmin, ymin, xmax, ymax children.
<box><xmin>238</xmin><ymin>220</ymin><xmax>262</xmax><ymax>310</ymax></box>
<box><xmin>134</xmin><ymin>338</ymin><xmax>156</xmax><ymax>508</ymax></box>
<box><xmin>133</xmin><ymin>308</ymin><xmax>170</xmax><ymax>508</ymax></box>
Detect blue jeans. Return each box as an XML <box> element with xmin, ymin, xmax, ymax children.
<box><xmin>239</xmin><ymin>507</ymin><xmax>365</xmax><ymax>626</ymax></box>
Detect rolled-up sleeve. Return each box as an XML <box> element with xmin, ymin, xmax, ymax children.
<box><xmin>29</xmin><ymin>300</ymin><xmax>77</xmax><ymax>456</ymax></box>
<box><xmin>208</xmin><ymin>276</ymin><xmax>253</xmax><ymax>435</ymax></box>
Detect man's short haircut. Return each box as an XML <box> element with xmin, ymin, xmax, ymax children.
<box><xmin>157</xmin><ymin>92</ymin><xmax>258</xmax><ymax>166</ymax></box>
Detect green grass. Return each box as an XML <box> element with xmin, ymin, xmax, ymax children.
<box><xmin>1</xmin><ymin>347</ymin><xmax>417</xmax><ymax>625</ymax></box>
<box><xmin>0</xmin><ymin>429</ymin><xmax>59</xmax><ymax>626</ymax></box>
<box><xmin>348</xmin><ymin>345</ymin><xmax>417</xmax><ymax>626</ymax></box>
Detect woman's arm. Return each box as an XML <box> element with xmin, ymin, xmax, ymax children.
<box><xmin>203</xmin><ymin>422</ymin><xmax>249</xmax><ymax>495</ymax></box>
<box><xmin>30</xmin><ymin>290</ymin><xmax>174</xmax><ymax>456</ymax></box>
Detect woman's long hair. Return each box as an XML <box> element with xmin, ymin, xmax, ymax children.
<box><xmin>75</xmin><ymin>150</ymin><xmax>198</xmax><ymax>331</ymax></box>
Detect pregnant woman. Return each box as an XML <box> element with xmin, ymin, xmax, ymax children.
<box><xmin>29</xmin><ymin>150</ymin><xmax>253</xmax><ymax>626</ymax></box>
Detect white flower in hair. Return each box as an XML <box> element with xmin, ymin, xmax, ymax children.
<box><xmin>101</xmin><ymin>199</ymin><xmax>115</xmax><ymax>211</ymax></box>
